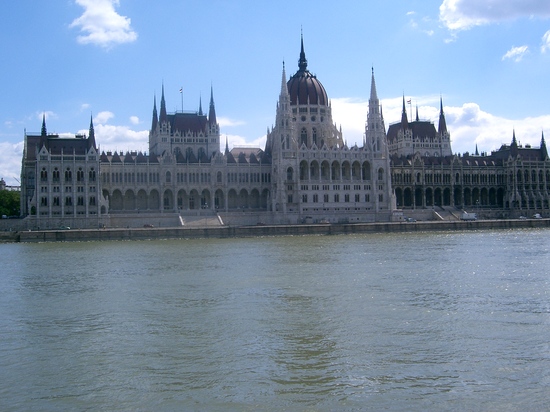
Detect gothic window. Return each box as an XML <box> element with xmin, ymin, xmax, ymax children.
<box><xmin>77</xmin><ymin>168</ymin><xmax>84</xmax><ymax>182</ymax></box>
<box><xmin>65</xmin><ymin>196</ymin><xmax>72</xmax><ymax>206</ymax></box>
<box><xmin>53</xmin><ymin>168</ymin><xmax>60</xmax><ymax>182</ymax></box>
<box><xmin>65</xmin><ymin>168</ymin><xmax>72</xmax><ymax>182</ymax></box>
<box><xmin>89</xmin><ymin>168</ymin><xmax>96</xmax><ymax>182</ymax></box>
<box><xmin>90</xmin><ymin>196</ymin><xmax>96</xmax><ymax>206</ymax></box>
<box><xmin>40</xmin><ymin>168</ymin><xmax>48</xmax><ymax>182</ymax></box>
<box><xmin>166</xmin><ymin>171</ymin><xmax>171</xmax><ymax>183</ymax></box>
<box><xmin>217</xmin><ymin>171</ymin><xmax>222</xmax><ymax>183</ymax></box>
<box><xmin>312</xmin><ymin>128</ymin><xmax>317</xmax><ymax>146</ymax></box>
<box><xmin>381</xmin><ymin>169</ymin><xmax>387</xmax><ymax>182</ymax></box>
<box><xmin>286</xmin><ymin>167</ymin><xmax>294</xmax><ymax>181</ymax></box>
<box><xmin>301</xmin><ymin>128</ymin><xmax>308</xmax><ymax>146</ymax></box>
<box><xmin>186</xmin><ymin>147</ymin><xmax>194</xmax><ymax>159</ymax></box>
<box><xmin>198</xmin><ymin>147</ymin><xmax>206</xmax><ymax>159</ymax></box>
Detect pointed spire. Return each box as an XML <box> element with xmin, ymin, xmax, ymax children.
<box><xmin>415</xmin><ymin>104</ymin><xmax>419</xmax><ymax>122</ymax></box>
<box><xmin>540</xmin><ymin>130</ymin><xmax>548</xmax><ymax>160</ymax></box>
<box><xmin>41</xmin><ymin>113</ymin><xmax>47</xmax><ymax>136</ymax></box>
<box><xmin>224</xmin><ymin>135</ymin><xmax>229</xmax><ymax>155</ymax></box>
<box><xmin>208</xmin><ymin>85</ymin><xmax>217</xmax><ymax>125</ymax></box>
<box><xmin>401</xmin><ymin>95</ymin><xmax>409</xmax><ymax>130</ymax></box>
<box><xmin>198</xmin><ymin>95</ymin><xmax>203</xmax><ymax>116</ymax></box>
<box><xmin>298</xmin><ymin>31</ymin><xmax>308</xmax><ymax>72</ymax></box>
<box><xmin>369</xmin><ymin>67</ymin><xmax>378</xmax><ymax>102</ymax></box>
<box><xmin>475</xmin><ymin>144</ymin><xmax>479</xmax><ymax>156</ymax></box>
<box><xmin>159</xmin><ymin>83</ymin><xmax>167</xmax><ymax>123</ymax></box>
<box><xmin>438</xmin><ymin>96</ymin><xmax>447</xmax><ymax>134</ymax></box>
<box><xmin>151</xmin><ymin>94</ymin><xmax>158</xmax><ymax>131</ymax></box>
<box><xmin>280</xmin><ymin>61</ymin><xmax>288</xmax><ymax>96</ymax></box>
<box><xmin>511</xmin><ymin>129</ymin><xmax>518</xmax><ymax>157</ymax></box>
<box><xmin>88</xmin><ymin>114</ymin><xmax>96</xmax><ymax>150</ymax></box>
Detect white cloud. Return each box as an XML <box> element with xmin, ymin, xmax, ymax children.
<box><xmin>542</xmin><ymin>30</ymin><xmax>550</xmax><ymax>53</ymax></box>
<box><xmin>440</xmin><ymin>0</ymin><xmax>550</xmax><ymax>31</ymax></box>
<box><xmin>78</xmin><ymin>123</ymin><xmax>149</xmax><ymax>154</ymax></box>
<box><xmin>0</xmin><ymin>141</ymin><xmax>24</xmax><ymax>185</ymax></box>
<box><xmin>225</xmin><ymin>133</ymin><xmax>266</xmax><ymax>152</ymax></box>
<box><xmin>129</xmin><ymin>116</ymin><xmax>140</xmax><ymax>125</ymax></box>
<box><xmin>502</xmin><ymin>45</ymin><xmax>529</xmax><ymax>62</ymax></box>
<box><xmin>218</xmin><ymin>117</ymin><xmax>246</xmax><ymax>128</ymax></box>
<box><xmin>94</xmin><ymin>111</ymin><xmax>114</xmax><ymax>124</ymax></box>
<box><xmin>70</xmin><ymin>0</ymin><xmax>137</xmax><ymax>49</ymax></box>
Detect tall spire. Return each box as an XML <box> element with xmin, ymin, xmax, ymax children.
<box><xmin>438</xmin><ymin>96</ymin><xmax>447</xmax><ymax>134</ymax></box>
<box><xmin>401</xmin><ymin>95</ymin><xmax>409</xmax><ymax>130</ymax></box>
<box><xmin>415</xmin><ymin>104</ymin><xmax>419</xmax><ymax>122</ymax></box>
<box><xmin>208</xmin><ymin>85</ymin><xmax>217</xmax><ymax>125</ymax></box>
<box><xmin>540</xmin><ymin>130</ymin><xmax>548</xmax><ymax>160</ymax></box>
<box><xmin>88</xmin><ymin>114</ymin><xmax>96</xmax><ymax>150</ymax></box>
<box><xmin>41</xmin><ymin>113</ymin><xmax>47</xmax><ymax>136</ymax></box>
<box><xmin>224</xmin><ymin>135</ymin><xmax>229</xmax><ymax>155</ymax></box>
<box><xmin>151</xmin><ymin>94</ymin><xmax>158</xmax><ymax>131</ymax></box>
<box><xmin>198</xmin><ymin>95</ymin><xmax>203</xmax><ymax>116</ymax></box>
<box><xmin>159</xmin><ymin>83</ymin><xmax>167</xmax><ymax>123</ymax></box>
<box><xmin>369</xmin><ymin>67</ymin><xmax>378</xmax><ymax>101</ymax></box>
<box><xmin>298</xmin><ymin>31</ymin><xmax>308</xmax><ymax>72</ymax></box>
<box><xmin>280</xmin><ymin>61</ymin><xmax>289</xmax><ymax>97</ymax></box>
<box><xmin>511</xmin><ymin>129</ymin><xmax>519</xmax><ymax>157</ymax></box>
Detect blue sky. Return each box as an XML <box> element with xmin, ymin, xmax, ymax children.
<box><xmin>1</xmin><ymin>0</ymin><xmax>550</xmax><ymax>185</ymax></box>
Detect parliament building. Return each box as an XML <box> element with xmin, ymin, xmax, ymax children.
<box><xmin>20</xmin><ymin>38</ymin><xmax>549</xmax><ymax>229</ymax></box>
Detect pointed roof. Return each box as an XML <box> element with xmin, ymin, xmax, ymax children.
<box><xmin>41</xmin><ymin>113</ymin><xmax>47</xmax><ymax>136</ymax></box>
<box><xmin>208</xmin><ymin>86</ymin><xmax>217</xmax><ymax>125</ymax></box>
<box><xmin>151</xmin><ymin>94</ymin><xmax>158</xmax><ymax>131</ymax></box>
<box><xmin>369</xmin><ymin>67</ymin><xmax>378</xmax><ymax>102</ymax></box>
<box><xmin>198</xmin><ymin>95</ymin><xmax>203</xmax><ymax>116</ymax></box>
<box><xmin>401</xmin><ymin>95</ymin><xmax>408</xmax><ymax>130</ymax></box>
<box><xmin>287</xmin><ymin>33</ymin><xmax>328</xmax><ymax>106</ymax></box>
<box><xmin>415</xmin><ymin>105</ymin><xmax>419</xmax><ymax>122</ymax></box>
<box><xmin>540</xmin><ymin>131</ymin><xmax>548</xmax><ymax>160</ymax></box>
<box><xmin>159</xmin><ymin>83</ymin><xmax>167</xmax><ymax>123</ymax></box>
<box><xmin>438</xmin><ymin>96</ymin><xmax>447</xmax><ymax>134</ymax></box>
<box><xmin>88</xmin><ymin>114</ymin><xmax>96</xmax><ymax>150</ymax></box>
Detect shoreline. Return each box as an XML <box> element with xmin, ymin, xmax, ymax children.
<box><xmin>3</xmin><ymin>218</ymin><xmax>548</xmax><ymax>243</ymax></box>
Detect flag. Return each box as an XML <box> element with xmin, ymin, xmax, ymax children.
<box><xmin>179</xmin><ymin>87</ymin><xmax>183</xmax><ymax>93</ymax></box>
<box><xmin>406</xmin><ymin>99</ymin><xmax>411</xmax><ymax>104</ymax></box>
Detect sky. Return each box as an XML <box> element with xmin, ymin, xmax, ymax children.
<box><xmin>1</xmin><ymin>0</ymin><xmax>550</xmax><ymax>185</ymax></box>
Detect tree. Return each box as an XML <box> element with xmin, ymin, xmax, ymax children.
<box><xmin>0</xmin><ymin>190</ymin><xmax>20</xmax><ymax>217</ymax></box>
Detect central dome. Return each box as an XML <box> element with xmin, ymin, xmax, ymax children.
<box><xmin>287</xmin><ymin>38</ymin><xmax>328</xmax><ymax>106</ymax></box>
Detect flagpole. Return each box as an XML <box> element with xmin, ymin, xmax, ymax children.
<box><xmin>180</xmin><ymin>86</ymin><xmax>183</xmax><ymax>112</ymax></box>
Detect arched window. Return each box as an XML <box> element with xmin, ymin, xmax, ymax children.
<box><xmin>300</xmin><ymin>128</ymin><xmax>307</xmax><ymax>146</ymax></box>
<box><xmin>89</xmin><ymin>168</ymin><xmax>96</xmax><ymax>182</ymax></box>
<box><xmin>166</xmin><ymin>171</ymin><xmax>171</xmax><ymax>183</ymax></box>
<box><xmin>312</xmin><ymin>128</ymin><xmax>317</xmax><ymax>146</ymax></box>
<box><xmin>65</xmin><ymin>168</ymin><xmax>72</xmax><ymax>182</ymax></box>
<box><xmin>217</xmin><ymin>171</ymin><xmax>222</xmax><ymax>183</ymax></box>
<box><xmin>378</xmin><ymin>168</ymin><xmax>385</xmax><ymax>181</ymax></box>
<box><xmin>287</xmin><ymin>167</ymin><xmax>293</xmax><ymax>181</ymax></box>
<box><xmin>40</xmin><ymin>168</ymin><xmax>48</xmax><ymax>181</ymax></box>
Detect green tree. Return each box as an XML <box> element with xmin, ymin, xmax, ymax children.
<box><xmin>0</xmin><ymin>190</ymin><xmax>20</xmax><ymax>217</ymax></box>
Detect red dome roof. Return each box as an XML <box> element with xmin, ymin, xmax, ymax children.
<box><xmin>287</xmin><ymin>38</ymin><xmax>328</xmax><ymax>106</ymax></box>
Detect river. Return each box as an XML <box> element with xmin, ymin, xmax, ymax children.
<box><xmin>1</xmin><ymin>229</ymin><xmax>549</xmax><ymax>411</ymax></box>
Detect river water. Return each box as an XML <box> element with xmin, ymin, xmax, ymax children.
<box><xmin>1</xmin><ymin>229</ymin><xmax>549</xmax><ymax>411</ymax></box>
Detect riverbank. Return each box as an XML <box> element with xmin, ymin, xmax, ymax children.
<box><xmin>5</xmin><ymin>218</ymin><xmax>548</xmax><ymax>243</ymax></box>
